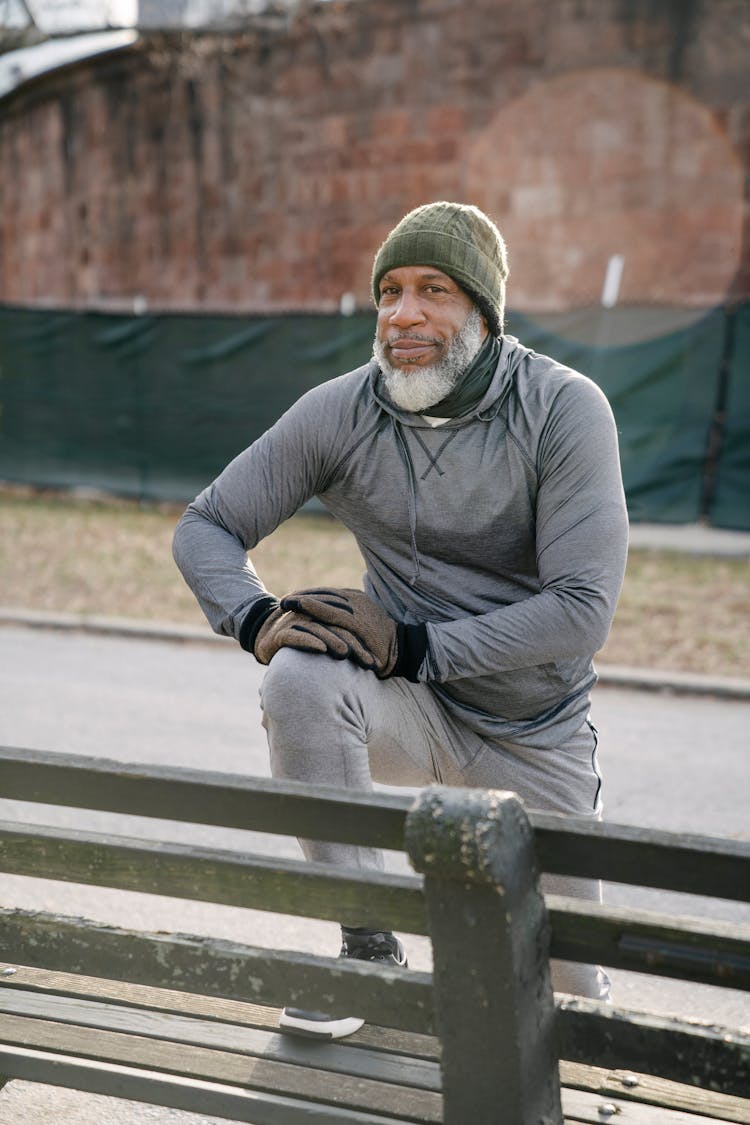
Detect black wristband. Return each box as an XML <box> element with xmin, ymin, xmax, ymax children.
<box><xmin>392</xmin><ymin>622</ymin><xmax>428</xmax><ymax>682</ymax></box>
<box><xmin>238</xmin><ymin>595</ymin><xmax>281</xmax><ymax>653</ymax></box>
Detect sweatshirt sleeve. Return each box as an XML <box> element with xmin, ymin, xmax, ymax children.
<box><xmin>172</xmin><ymin>385</ymin><xmax>339</xmax><ymax>641</ymax></box>
<box><xmin>420</xmin><ymin>376</ymin><xmax>629</xmax><ymax>680</ymax></box>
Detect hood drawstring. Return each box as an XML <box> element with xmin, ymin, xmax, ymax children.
<box><xmin>393</xmin><ymin>420</ymin><xmax>422</xmax><ymax>586</ymax></box>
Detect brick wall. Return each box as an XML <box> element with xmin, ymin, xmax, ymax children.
<box><xmin>1</xmin><ymin>0</ymin><xmax>748</xmax><ymax>313</ymax></box>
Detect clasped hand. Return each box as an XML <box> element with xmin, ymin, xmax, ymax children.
<box><xmin>254</xmin><ymin>587</ymin><xmax>399</xmax><ymax>678</ymax></box>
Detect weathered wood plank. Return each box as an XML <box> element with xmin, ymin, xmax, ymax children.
<box><xmin>0</xmin><ymin>746</ymin><xmax>411</xmax><ymax>850</ymax></box>
<box><xmin>16</xmin><ymin>995</ymin><xmax>745</xmax><ymax>1124</ymax></box>
<box><xmin>0</xmin><ymin>908</ymin><xmax>434</xmax><ymax>1035</ymax></box>
<box><xmin>6</xmin><ymin>965</ymin><xmax>748</xmax><ymax>1122</ymax></box>
<box><xmin>561</xmin><ymin>1086</ymin><xmax>742</xmax><ymax>1125</ymax></box>
<box><xmin>0</xmin><ymin>821</ymin><xmax>427</xmax><ymax>934</ymax></box>
<box><xmin>0</xmin><ymin>963</ymin><xmax>440</xmax><ymax>1060</ymax></box>
<box><xmin>0</xmin><ymin>1013</ymin><xmax>442</xmax><ymax>1121</ymax></box>
<box><xmin>533</xmin><ymin>811</ymin><xmax>750</xmax><ymax>902</ymax></box>
<box><xmin>3</xmin><ymin>746</ymin><xmax>749</xmax><ymax>901</ymax></box>
<box><xmin>407</xmin><ymin>787</ymin><xmax>562</xmax><ymax>1125</ymax></box>
<box><xmin>0</xmin><ymin>990</ymin><xmax>441</xmax><ymax>1093</ymax></box>
<box><xmin>558</xmin><ymin>997</ymin><xmax>750</xmax><ymax>1100</ymax></box>
<box><xmin>0</xmin><ymin>1042</ymin><xmax>427</xmax><ymax>1124</ymax></box>
<box><xmin>560</xmin><ymin>1062</ymin><xmax>750</xmax><ymax>1125</ymax></box>
<box><xmin>547</xmin><ymin>896</ymin><xmax>750</xmax><ymax>990</ymax></box>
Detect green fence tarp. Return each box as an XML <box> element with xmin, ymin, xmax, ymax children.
<box><xmin>0</xmin><ymin>303</ymin><xmax>746</xmax><ymax>529</ymax></box>
<box><xmin>0</xmin><ymin>308</ymin><xmax>377</xmax><ymax>501</ymax></box>
<box><xmin>710</xmin><ymin>304</ymin><xmax>750</xmax><ymax>532</ymax></box>
<box><xmin>510</xmin><ymin>308</ymin><xmax>727</xmax><ymax>526</ymax></box>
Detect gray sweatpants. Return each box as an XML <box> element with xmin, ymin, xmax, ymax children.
<box><xmin>260</xmin><ymin>648</ymin><xmax>610</xmax><ymax>1000</ymax></box>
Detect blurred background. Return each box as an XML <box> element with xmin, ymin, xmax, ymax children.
<box><xmin>0</xmin><ymin>0</ymin><xmax>748</xmax><ymax>528</ymax></box>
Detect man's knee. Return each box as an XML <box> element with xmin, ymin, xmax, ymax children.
<box><xmin>261</xmin><ymin>648</ymin><xmax>321</xmax><ymax>710</ymax></box>
<box><xmin>260</xmin><ymin>648</ymin><xmax>353</xmax><ymax>724</ymax></box>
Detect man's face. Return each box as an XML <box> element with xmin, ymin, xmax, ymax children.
<box><xmin>374</xmin><ymin>265</ymin><xmax>488</xmax><ymax>412</ymax></box>
<box><xmin>376</xmin><ymin>266</ymin><xmax>485</xmax><ymax>366</ymax></box>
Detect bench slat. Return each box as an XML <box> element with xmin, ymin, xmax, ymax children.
<box><xmin>6</xmin><ymin>966</ymin><xmax>745</xmax><ymax>1125</ymax></box>
<box><xmin>560</xmin><ymin>1062</ymin><xmax>750</xmax><ymax>1125</ymax></box>
<box><xmin>0</xmin><ymin>746</ymin><xmax>410</xmax><ymax>851</ymax></box>
<box><xmin>548</xmin><ymin>896</ymin><xmax>750</xmax><ymax>990</ymax></box>
<box><xmin>2</xmin><ymin>1009</ymin><xmax>747</xmax><ymax>1125</ymax></box>
<box><xmin>558</xmin><ymin>997</ymin><xmax>750</xmax><ymax>1100</ymax></box>
<box><xmin>0</xmin><ymin>963</ymin><xmax>439</xmax><ymax>1060</ymax></box>
<box><xmin>0</xmin><ymin>990</ymin><xmax>441</xmax><ymax>1093</ymax></box>
<box><xmin>0</xmin><ymin>908</ymin><xmax>434</xmax><ymax>1035</ymax></box>
<box><xmin>0</xmin><ymin>1041</ymin><xmax>430</xmax><ymax>1124</ymax></box>
<box><xmin>0</xmin><ymin>1011</ymin><xmax>441</xmax><ymax>1121</ymax></box>
<box><xmin>2</xmin><ymin>746</ymin><xmax>748</xmax><ymax>901</ymax></box>
<box><xmin>3</xmin><ymin>817</ymin><xmax>746</xmax><ymax>996</ymax></box>
<box><xmin>0</xmin><ymin>1003</ymin><xmax>742</xmax><ymax>1125</ymax></box>
<box><xmin>561</xmin><ymin>1087</ymin><xmax>742</xmax><ymax>1125</ymax></box>
<box><xmin>0</xmin><ymin>821</ymin><xmax>428</xmax><ymax>934</ymax></box>
<box><xmin>8</xmin><ymin>928</ymin><xmax>746</xmax><ymax>1110</ymax></box>
<box><xmin>533</xmin><ymin>814</ymin><xmax>750</xmax><ymax>903</ymax></box>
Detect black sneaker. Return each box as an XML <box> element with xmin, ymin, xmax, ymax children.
<box><xmin>279</xmin><ymin>929</ymin><xmax>408</xmax><ymax>1040</ymax></box>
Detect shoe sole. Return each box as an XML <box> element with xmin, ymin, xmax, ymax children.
<box><xmin>279</xmin><ymin>1011</ymin><xmax>365</xmax><ymax>1040</ymax></box>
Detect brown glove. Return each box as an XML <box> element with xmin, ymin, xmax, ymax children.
<box><xmin>280</xmin><ymin>588</ymin><xmax>399</xmax><ymax>678</ymax></box>
<box><xmin>254</xmin><ymin>605</ymin><xmax>358</xmax><ymax>666</ymax></box>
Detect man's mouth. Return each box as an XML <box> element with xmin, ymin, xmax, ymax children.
<box><xmin>387</xmin><ymin>336</ymin><xmax>441</xmax><ymax>363</ymax></box>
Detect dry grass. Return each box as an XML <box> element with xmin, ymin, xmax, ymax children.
<box><xmin>597</xmin><ymin>551</ymin><xmax>749</xmax><ymax>676</ymax></box>
<box><xmin>0</xmin><ymin>488</ymin><xmax>367</xmax><ymax>627</ymax></box>
<box><xmin>1</xmin><ymin>487</ymin><xmax>748</xmax><ymax>678</ymax></box>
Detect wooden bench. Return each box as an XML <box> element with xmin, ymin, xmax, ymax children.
<box><xmin>0</xmin><ymin>744</ymin><xmax>747</xmax><ymax>1124</ymax></box>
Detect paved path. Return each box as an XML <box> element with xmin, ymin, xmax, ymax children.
<box><xmin>0</xmin><ymin>625</ymin><xmax>748</xmax><ymax>1122</ymax></box>
<box><xmin>627</xmin><ymin>521</ymin><xmax>750</xmax><ymax>557</ymax></box>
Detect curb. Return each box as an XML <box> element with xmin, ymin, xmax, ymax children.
<box><xmin>2</xmin><ymin>607</ymin><xmax>750</xmax><ymax>702</ymax></box>
<box><xmin>0</xmin><ymin>607</ymin><xmax>231</xmax><ymax>646</ymax></box>
<box><xmin>591</xmin><ymin>664</ymin><xmax>750</xmax><ymax>701</ymax></box>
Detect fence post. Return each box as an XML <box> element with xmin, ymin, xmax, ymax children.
<box><xmin>405</xmin><ymin>786</ymin><xmax>562</xmax><ymax>1125</ymax></box>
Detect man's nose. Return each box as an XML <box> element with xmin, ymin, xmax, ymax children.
<box><xmin>388</xmin><ymin>290</ymin><xmax>426</xmax><ymax>328</ymax></box>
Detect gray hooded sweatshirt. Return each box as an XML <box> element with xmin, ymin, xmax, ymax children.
<box><xmin>173</xmin><ymin>334</ymin><xmax>629</xmax><ymax>749</ymax></box>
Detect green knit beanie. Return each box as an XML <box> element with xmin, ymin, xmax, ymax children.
<box><xmin>371</xmin><ymin>201</ymin><xmax>509</xmax><ymax>335</ymax></box>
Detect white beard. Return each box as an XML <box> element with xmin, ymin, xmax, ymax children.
<box><xmin>374</xmin><ymin>307</ymin><xmax>485</xmax><ymax>413</ymax></box>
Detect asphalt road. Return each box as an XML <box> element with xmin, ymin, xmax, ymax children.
<box><xmin>0</xmin><ymin>624</ymin><xmax>748</xmax><ymax>1122</ymax></box>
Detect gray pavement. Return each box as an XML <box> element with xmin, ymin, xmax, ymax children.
<box><xmin>627</xmin><ymin>520</ymin><xmax>750</xmax><ymax>557</ymax></box>
<box><xmin>0</xmin><ymin>623</ymin><xmax>748</xmax><ymax>1122</ymax></box>
<box><xmin>2</xmin><ymin>606</ymin><xmax>749</xmax><ymax>702</ymax></box>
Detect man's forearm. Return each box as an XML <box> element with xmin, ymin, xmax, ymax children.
<box><xmin>172</xmin><ymin>504</ymin><xmax>270</xmax><ymax>639</ymax></box>
<box><xmin>421</xmin><ymin>580</ymin><xmax>620</xmax><ymax>682</ymax></box>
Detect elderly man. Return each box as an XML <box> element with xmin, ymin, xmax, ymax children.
<box><xmin>173</xmin><ymin>201</ymin><xmax>629</xmax><ymax>1039</ymax></box>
